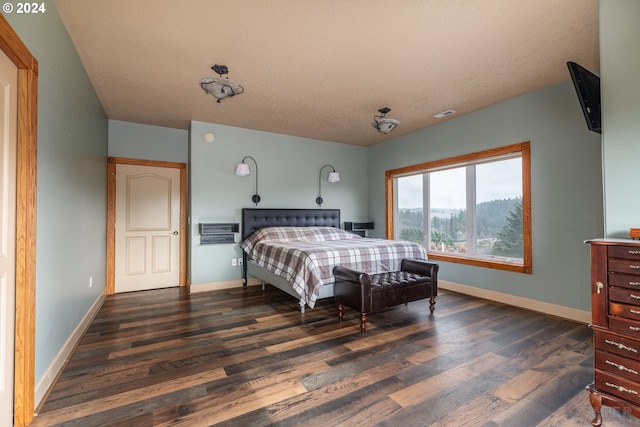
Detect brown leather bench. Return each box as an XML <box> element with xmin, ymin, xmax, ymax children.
<box><xmin>333</xmin><ymin>258</ymin><xmax>439</xmax><ymax>333</ymax></box>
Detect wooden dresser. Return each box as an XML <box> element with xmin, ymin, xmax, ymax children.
<box><xmin>588</xmin><ymin>238</ymin><xmax>640</xmax><ymax>426</ymax></box>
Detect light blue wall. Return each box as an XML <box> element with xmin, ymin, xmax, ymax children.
<box><xmin>368</xmin><ymin>79</ymin><xmax>603</xmax><ymax>312</ymax></box>
<box><xmin>108</xmin><ymin>120</ymin><xmax>188</xmax><ymax>163</ymax></box>
<box><xmin>601</xmin><ymin>0</ymin><xmax>640</xmax><ymax>237</ymax></box>
<box><xmin>5</xmin><ymin>2</ymin><xmax>108</xmax><ymax>382</ymax></box>
<box><xmin>188</xmin><ymin>121</ymin><xmax>368</xmax><ymax>285</ymax></box>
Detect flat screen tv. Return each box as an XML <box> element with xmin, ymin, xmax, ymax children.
<box><xmin>567</xmin><ymin>61</ymin><xmax>601</xmax><ymax>134</ymax></box>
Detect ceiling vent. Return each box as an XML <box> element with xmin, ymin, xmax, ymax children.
<box><xmin>433</xmin><ymin>109</ymin><xmax>456</xmax><ymax>119</ymax></box>
<box><xmin>433</xmin><ymin>110</ymin><xmax>456</xmax><ymax>119</ymax></box>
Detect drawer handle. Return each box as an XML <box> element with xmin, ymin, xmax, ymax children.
<box><xmin>629</xmin><ymin>250</ymin><xmax>640</xmax><ymax>255</ymax></box>
<box><xmin>631</xmin><ymin>294</ymin><xmax>640</xmax><ymax>300</ymax></box>
<box><xmin>606</xmin><ymin>360</ymin><xmax>639</xmax><ymax>375</ymax></box>
<box><xmin>605</xmin><ymin>339</ymin><xmax>639</xmax><ymax>353</ymax></box>
<box><xmin>596</xmin><ymin>282</ymin><xmax>604</xmax><ymax>294</ymax></box>
<box><xmin>631</xmin><ymin>326</ymin><xmax>640</xmax><ymax>332</ymax></box>
<box><xmin>631</xmin><ymin>265</ymin><xmax>640</xmax><ymax>270</ymax></box>
<box><xmin>606</xmin><ymin>382</ymin><xmax>639</xmax><ymax>395</ymax></box>
<box><xmin>631</xmin><ymin>309</ymin><xmax>640</xmax><ymax>315</ymax></box>
<box><xmin>631</xmin><ymin>282</ymin><xmax>640</xmax><ymax>286</ymax></box>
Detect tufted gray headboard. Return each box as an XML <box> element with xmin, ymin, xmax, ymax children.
<box><xmin>241</xmin><ymin>208</ymin><xmax>341</xmax><ymax>241</ymax></box>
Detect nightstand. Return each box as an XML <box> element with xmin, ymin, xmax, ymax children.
<box><xmin>344</xmin><ymin>221</ymin><xmax>374</xmax><ymax>237</ymax></box>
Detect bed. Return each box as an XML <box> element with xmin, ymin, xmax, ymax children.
<box><xmin>240</xmin><ymin>208</ymin><xmax>428</xmax><ymax>312</ymax></box>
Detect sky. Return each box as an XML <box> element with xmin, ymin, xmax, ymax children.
<box><xmin>397</xmin><ymin>157</ymin><xmax>522</xmax><ymax>209</ymax></box>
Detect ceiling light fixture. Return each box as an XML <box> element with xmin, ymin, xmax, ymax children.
<box><xmin>200</xmin><ymin>64</ymin><xmax>244</xmax><ymax>103</ymax></box>
<box><xmin>372</xmin><ymin>107</ymin><xmax>400</xmax><ymax>134</ymax></box>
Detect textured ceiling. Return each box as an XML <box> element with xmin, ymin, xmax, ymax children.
<box><xmin>54</xmin><ymin>0</ymin><xmax>599</xmax><ymax>146</ymax></box>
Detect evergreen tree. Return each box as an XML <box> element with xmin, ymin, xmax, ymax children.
<box><xmin>399</xmin><ymin>226</ymin><xmax>424</xmax><ymax>244</ymax></box>
<box><xmin>431</xmin><ymin>230</ymin><xmax>454</xmax><ymax>250</ymax></box>
<box><xmin>492</xmin><ymin>200</ymin><xmax>523</xmax><ymax>258</ymax></box>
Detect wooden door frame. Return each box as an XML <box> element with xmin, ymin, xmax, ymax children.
<box><xmin>0</xmin><ymin>14</ymin><xmax>38</xmax><ymax>427</ymax></box>
<box><xmin>107</xmin><ymin>157</ymin><xmax>187</xmax><ymax>294</ymax></box>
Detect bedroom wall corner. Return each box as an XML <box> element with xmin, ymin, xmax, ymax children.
<box><xmin>600</xmin><ymin>0</ymin><xmax>640</xmax><ymax>237</ymax></box>
<box><xmin>5</xmin><ymin>4</ymin><xmax>109</xmax><ymax>387</ymax></box>
<box><xmin>367</xmin><ymin>79</ymin><xmax>603</xmax><ymax>314</ymax></box>
<box><xmin>187</xmin><ymin>120</ymin><xmax>368</xmax><ymax>288</ymax></box>
<box><xmin>108</xmin><ymin>120</ymin><xmax>188</xmax><ymax>163</ymax></box>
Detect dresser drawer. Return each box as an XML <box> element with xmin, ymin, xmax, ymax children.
<box><xmin>595</xmin><ymin>369</ymin><xmax>640</xmax><ymax>406</ymax></box>
<box><xmin>610</xmin><ymin>316</ymin><xmax>640</xmax><ymax>337</ymax></box>
<box><xmin>609</xmin><ymin>245</ymin><xmax>640</xmax><ymax>261</ymax></box>
<box><xmin>609</xmin><ymin>287</ymin><xmax>640</xmax><ymax>306</ymax></box>
<box><xmin>610</xmin><ymin>273</ymin><xmax>640</xmax><ymax>289</ymax></box>
<box><xmin>594</xmin><ymin>330</ymin><xmax>640</xmax><ymax>361</ymax></box>
<box><xmin>610</xmin><ymin>258</ymin><xmax>640</xmax><ymax>275</ymax></box>
<box><xmin>596</xmin><ymin>349</ymin><xmax>640</xmax><ymax>383</ymax></box>
<box><xmin>610</xmin><ymin>302</ymin><xmax>640</xmax><ymax>321</ymax></box>
<box><xmin>590</xmin><ymin>241</ymin><xmax>640</xmax><ymax>420</ymax></box>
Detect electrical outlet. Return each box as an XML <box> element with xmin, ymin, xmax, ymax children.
<box><xmin>89</xmin><ymin>276</ymin><xmax>93</xmax><ymax>288</ymax></box>
<box><xmin>238</xmin><ymin>257</ymin><xmax>243</xmax><ymax>266</ymax></box>
<box><xmin>231</xmin><ymin>258</ymin><xmax>237</xmax><ymax>266</ymax></box>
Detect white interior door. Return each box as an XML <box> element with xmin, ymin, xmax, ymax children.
<box><xmin>0</xmin><ymin>49</ymin><xmax>18</xmax><ymax>427</ymax></box>
<box><xmin>115</xmin><ymin>164</ymin><xmax>181</xmax><ymax>293</ymax></box>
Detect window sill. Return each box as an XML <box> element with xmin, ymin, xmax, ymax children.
<box><xmin>427</xmin><ymin>251</ymin><xmax>532</xmax><ymax>274</ymax></box>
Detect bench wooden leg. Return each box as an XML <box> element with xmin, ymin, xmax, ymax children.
<box><xmin>360</xmin><ymin>313</ymin><xmax>367</xmax><ymax>333</ymax></box>
<box><xmin>429</xmin><ymin>296</ymin><xmax>436</xmax><ymax>315</ymax></box>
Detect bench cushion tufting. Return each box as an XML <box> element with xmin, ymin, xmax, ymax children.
<box><xmin>369</xmin><ymin>271</ymin><xmax>432</xmax><ymax>287</ymax></box>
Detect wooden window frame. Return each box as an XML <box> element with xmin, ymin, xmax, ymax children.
<box><xmin>385</xmin><ymin>142</ymin><xmax>532</xmax><ymax>274</ymax></box>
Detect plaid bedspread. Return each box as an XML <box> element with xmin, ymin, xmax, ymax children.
<box><xmin>241</xmin><ymin>227</ymin><xmax>428</xmax><ymax>308</ymax></box>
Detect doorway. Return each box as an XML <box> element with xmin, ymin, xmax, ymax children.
<box><xmin>0</xmin><ymin>14</ymin><xmax>39</xmax><ymax>427</ymax></box>
<box><xmin>0</xmin><ymin>46</ymin><xmax>18</xmax><ymax>427</ymax></box>
<box><xmin>107</xmin><ymin>157</ymin><xmax>186</xmax><ymax>294</ymax></box>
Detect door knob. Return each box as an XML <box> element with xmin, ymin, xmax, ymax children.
<box><xmin>172</xmin><ymin>231</ymin><xmax>179</xmax><ymax>235</ymax></box>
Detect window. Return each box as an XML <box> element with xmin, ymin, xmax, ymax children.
<box><xmin>386</xmin><ymin>142</ymin><xmax>531</xmax><ymax>274</ymax></box>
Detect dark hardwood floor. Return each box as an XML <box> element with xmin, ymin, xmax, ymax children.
<box><xmin>29</xmin><ymin>284</ymin><xmax>640</xmax><ymax>426</ymax></box>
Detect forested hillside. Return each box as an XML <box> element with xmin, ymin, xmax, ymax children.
<box><xmin>398</xmin><ymin>197</ymin><xmax>522</xmax><ymax>257</ymax></box>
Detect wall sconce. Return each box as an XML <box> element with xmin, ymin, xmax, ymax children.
<box><xmin>372</xmin><ymin>107</ymin><xmax>400</xmax><ymax>134</ymax></box>
<box><xmin>235</xmin><ymin>156</ymin><xmax>261</xmax><ymax>206</ymax></box>
<box><xmin>316</xmin><ymin>164</ymin><xmax>340</xmax><ymax>207</ymax></box>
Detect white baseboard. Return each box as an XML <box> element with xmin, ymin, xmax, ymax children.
<box><xmin>189</xmin><ymin>277</ymin><xmax>261</xmax><ymax>294</ymax></box>
<box><xmin>439</xmin><ymin>279</ymin><xmax>591</xmax><ymax>324</ymax></box>
<box><xmin>34</xmin><ymin>289</ymin><xmax>107</xmax><ymax>410</ymax></box>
